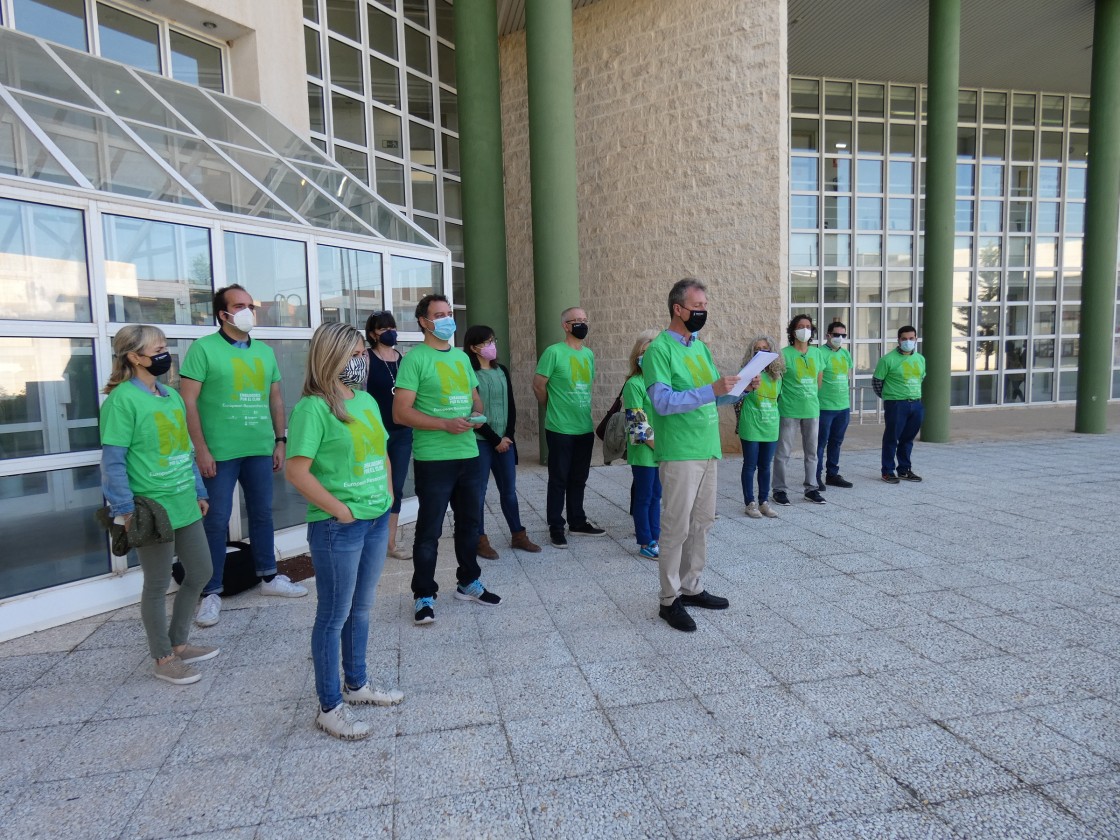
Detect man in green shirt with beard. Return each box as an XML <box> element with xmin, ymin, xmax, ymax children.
<box><xmin>644</xmin><ymin>278</ymin><xmax>756</xmax><ymax>632</ymax></box>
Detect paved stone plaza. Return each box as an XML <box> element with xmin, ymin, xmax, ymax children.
<box><xmin>1</xmin><ymin>430</ymin><xmax>1118</xmax><ymax>839</ymax></box>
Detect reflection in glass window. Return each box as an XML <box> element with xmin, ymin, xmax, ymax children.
<box><xmin>169</xmin><ymin>30</ymin><xmax>223</xmax><ymax>92</ymax></box>
<box><xmin>103</xmin><ymin>215</ymin><xmax>212</xmax><ymax>325</ymax></box>
<box><xmin>391</xmin><ymin>255</ymin><xmax>443</xmax><ymax>331</ymax></box>
<box><xmin>326</xmin><ymin>0</ymin><xmax>361</xmax><ymax>41</ymax></box>
<box><xmin>0</xmin><ymin>198</ymin><xmax>90</xmax><ymax>321</ymax></box>
<box><xmin>318</xmin><ymin>245</ymin><xmax>383</xmax><ymax>326</ymax></box>
<box><xmin>224</xmin><ymin>232</ymin><xmax>309</xmax><ymax>327</ymax></box>
<box><xmin>0</xmin><ymin>97</ymin><xmax>75</xmax><ymax>184</ymax></box>
<box><xmin>329</xmin><ymin>37</ymin><xmax>364</xmax><ymax>93</ymax></box>
<box><xmin>0</xmin><ymin>338</ymin><xmax>99</xmax><ymax>459</ymax></box>
<box><xmin>791</xmin><ymin>157</ymin><xmax>818</xmax><ymax>191</ymax></box>
<box><xmin>0</xmin><ymin>466</ymin><xmax>108</xmax><ymax>599</ymax></box>
<box><xmin>331</xmin><ymin>91</ymin><xmax>366</xmax><ymax>145</ymax></box>
<box><xmin>12</xmin><ymin>0</ymin><xmax>87</xmax><ymax>50</ymax></box>
<box><xmin>370</xmin><ymin>56</ymin><xmax>402</xmax><ymax>108</ymax></box>
<box><xmin>368</xmin><ymin>5</ymin><xmax>398</xmax><ymax>58</ymax></box>
<box><xmin>790</xmin><ymin>234</ymin><xmax>818</xmax><ymax>267</ymax></box>
<box><xmin>407</xmin><ymin>73</ymin><xmax>434</xmax><ymax>122</ymax></box>
<box><xmin>96</xmin><ymin>3</ymin><xmax>159</xmax><ymax>73</ymax></box>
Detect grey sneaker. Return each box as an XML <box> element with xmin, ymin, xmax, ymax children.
<box><xmin>316</xmin><ymin>702</ymin><xmax>370</xmax><ymax>740</ymax></box>
<box><xmin>745</xmin><ymin>502</ymin><xmax>762</xmax><ymax>519</ymax></box>
<box><xmin>153</xmin><ymin>655</ymin><xmax>201</xmax><ymax>685</ymax></box>
<box><xmin>176</xmin><ymin>644</ymin><xmax>219</xmax><ymax>664</ymax></box>
<box><xmin>758</xmin><ymin>501</ymin><xmax>779</xmax><ymax>519</ymax></box>
<box><xmin>343</xmin><ymin>682</ymin><xmax>404</xmax><ymax>706</ymax></box>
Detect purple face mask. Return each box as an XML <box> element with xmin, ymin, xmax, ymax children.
<box><xmin>479</xmin><ymin>342</ymin><xmax>498</xmax><ymax>361</ymax></box>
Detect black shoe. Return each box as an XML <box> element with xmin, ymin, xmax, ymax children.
<box><xmin>679</xmin><ymin>590</ymin><xmax>729</xmax><ymax>610</ymax></box>
<box><xmin>569</xmin><ymin>521</ymin><xmax>606</xmax><ymax>536</ymax></box>
<box><xmin>826</xmin><ymin>474</ymin><xmax>853</xmax><ymax>488</ymax></box>
<box><xmin>658</xmin><ymin>598</ymin><xmax>696</xmax><ymax>632</ymax></box>
<box><xmin>772</xmin><ymin>491</ymin><xmax>791</xmax><ymax>506</ymax></box>
<box><xmin>804</xmin><ymin>489</ymin><xmax>826</xmax><ymax>504</ymax></box>
<box><xmin>882</xmin><ymin>473</ymin><xmax>901</xmax><ymax>484</ymax></box>
<box><xmin>899</xmin><ymin>469</ymin><xmax>923</xmax><ymax>482</ymax></box>
<box><xmin>550</xmin><ymin>530</ymin><xmax>568</xmax><ymax>549</ymax></box>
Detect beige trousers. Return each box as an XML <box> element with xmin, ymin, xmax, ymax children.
<box><xmin>657</xmin><ymin>458</ymin><xmax>717</xmax><ymax>606</ymax></box>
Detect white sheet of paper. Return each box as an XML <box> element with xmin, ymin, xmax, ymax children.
<box><xmin>727</xmin><ymin>351</ymin><xmax>779</xmax><ymax>397</ymax></box>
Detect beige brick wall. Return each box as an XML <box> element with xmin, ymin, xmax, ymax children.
<box><xmin>500</xmin><ymin>0</ymin><xmax>788</xmax><ymax>456</ymax></box>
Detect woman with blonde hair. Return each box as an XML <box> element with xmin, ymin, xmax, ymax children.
<box><xmin>624</xmin><ymin>329</ymin><xmax>662</xmax><ymax>558</ymax></box>
<box><xmin>99</xmin><ymin>324</ymin><xmax>215</xmax><ymax>685</ymax></box>
<box><xmin>738</xmin><ymin>335</ymin><xmax>785</xmax><ymax>519</ymax></box>
<box><xmin>286</xmin><ymin>322</ymin><xmax>404</xmax><ymax>740</ymax></box>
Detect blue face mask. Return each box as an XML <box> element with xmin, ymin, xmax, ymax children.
<box><xmin>900</xmin><ymin>339</ymin><xmax>916</xmax><ymax>353</ymax></box>
<box><xmin>430</xmin><ymin>316</ymin><xmax>456</xmax><ymax>341</ymax></box>
<box><xmin>637</xmin><ymin>354</ymin><xmax>644</xmax><ymax>368</ymax></box>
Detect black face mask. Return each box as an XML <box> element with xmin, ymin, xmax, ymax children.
<box><xmin>570</xmin><ymin>322</ymin><xmax>589</xmax><ymax>340</ymax></box>
<box><xmin>146</xmin><ymin>352</ymin><xmax>172</xmax><ymax>377</ymax></box>
<box><xmin>377</xmin><ymin>329</ymin><xmax>398</xmax><ymax>347</ymax></box>
<box><xmin>679</xmin><ymin>308</ymin><xmax>707</xmax><ymax>333</ymax></box>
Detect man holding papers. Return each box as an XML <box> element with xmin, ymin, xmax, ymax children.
<box><xmin>643</xmin><ymin>278</ymin><xmax>758</xmax><ymax>632</ymax></box>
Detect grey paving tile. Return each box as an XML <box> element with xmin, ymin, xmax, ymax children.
<box><xmin>558</xmin><ymin>624</ymin><xmax>656</xmax><ymax>663</ymax></box>
<box><xmin>1043</xmin><ymin>773</ymin><xmax>1120</xmax><ymax>839</ymax></box>
<box><xmin>702</xmin><ymin>687</ymin><xmax>832</xmax><ymax>756</ymax></box>
<box><xmin>0</xmin><ymin>617</ymin><xmax>103</xmax><ymax>657</ymax></box>
<box><xmin>6</xmin><ymin>768</ymin><xmax>156</xmax><ymax>840</ymax></box>
<box><xmin>641</xmin><ymin>753</ymin><xmax>797</xmax><ymax>838</ymax></box>
<box><xmin>949</xmin><ymin>615</ymin><xmax>1070</xmax><ymax>656</ymax></box>
<box><xmin>33</xmin><ymin>646</ymin><xmax>150</xmax><ymax>686</ymax></box>
<box><xmin>792</xmin><ymin>675</ymin><xmax>927</xmax><ymax>735</ymax></box>
<box><xmin>125</xmin><ymin>755</ymin><xmax>277</xmax><ymax>839</ymax></box>
<box><xmin>813</xmin><ymin>808</ymin><xmax>959</xmax><ymax>839</ymax></box>
<box><xmin>951</xmin><ymin>655</ymin><xmax>1096</xmax><ymax>709</ymax></box>
<box><xmin>204</xmin><ymin>658</ymin><xmax>312</xmax><ymax>706</ymax></box>
<box><xmin>1023</xmin><ymin>698</ymin><xmax>1120</xmax><ymax>763</ymax></box>
<box><xmin>394</xmin><ymin>788</ymin><xmax>529</xmax><ymax>839</ymax></box>
<box><xmin>168</xmin><ymin>700</ymin><xmax>297</xmax><ymax>764</ymax></box>
<box><xmin>91</xmin><ymin>672</ymin><xmax>216</xmax><ymax>720</ymax></box>
<box><xmin>886</xmin><ymin>621</ymin><xmax>1005</xmax><ymax>664</ymax></box>
<box><xmin>507</xmin><ymin>709</ymin><xmax>631</xmax><ymax>783</ymax></box>
<box><xmin>75</xmin><ymin>618</ymin><xmax>153</xmax><ymax>650</ymax></box>
<box><xmin>522</xmin><ymin>770</ymin><xmax>672</xmax><ymax>839</ymax></box>
<box><xmin>945</xmin><ymin>710</ymin><xmax>1114</xmax><ymax>785</ymax></box>
<box><xmin>1019</xmin><ymin>607</ymin><xmax>1119</xmax><ymax>649</ymax></box>
<box><xmin>835</xmin><ymin>594</ymin><xmax>934</xmax><ymax>630</ymax></box>
<box><xmin>853</xmin><ymin>723</ymin><xmax>1021</xmax><ymax>803</ymax></box>
<box><xmin>749</xmin><ymin>636</ymin><xmax>862</xmax><ymax>684</ymax></box>
<box><xmin>0</xmin><ymin>723</ymin><xmax>83</xmax><ymax>788</ymax></box>
<box><xmin>266</xmin><ymin>740</ymin><xmax>394</xmax><ymax>821</ymax></box>
<box><xmin>772</xmin><ymin>600</ymin><xmax>874</xmax><ymax>637</ymax></box>
<box><xmin>0</xmin><ymin>653</ymin><xmax>66</xmax><ymax>690</ymax></box>
<box><xmin>396</xmin><ymin>675</ymin><xmax>498</xmax><ymax>735</ymax></box>
<box><xmin>0</xmin><ymin>681</ymin><xmax>117</xmax><ymax>731</ymax></box>
<box><xmin>935</xmin><ymin>790</ymin><xmax>1100</xmax><ymax>840</ymax></box>
<box><xmin>898</xmin><ymin>591</ymin><xmax>1000</xmax><ymax>622</ymax></box>
<box><xmin>581</xmin><ymin>653</ymin><xmax>694</xmax><ymax>708</ymax></box>
<box><xmin>606</xmin><ymin>697</ymin><xmax>726</xmax><ymax>764</ymax></box>
<box><xmin>398</xmin><ymin>637</ymin><xmax>490</xmax><ymax>688</ymax></box>
<box><xmin>394</xmin><ymin>724</ymin><xmax>515</xmax><ymax>802</ymax></box>
<box><xmin>756</xmin><ymin>738</ymin><xmax>915</xmax><ymax>824</ymax></box>
<box><xmin>853</xmin><ymin>570</ymin><xmax>946</xmax><ymax>597</ymax></box>
<box><xmin>957</xmin><ymin>583</ymin><xmax>1062</xmax><ymax>614</ymax></box>
<box><xmin>479</xmin><ymin>629</ymin><xmax>575</xmax><ymax>673</ymax></box>
<box><xmin>41</xmin><ymin>711</ymin><xmax>191</xmax><ymax>780</ymax></box>
<box><xmin>1018</xmin><ymin>648</ymin><xmax>1120</xmax><ymax>701</ymax></box>
<box><xmin>474</xmin><ymin>602</ymin><xmax>567</xmax><ymax>640</ymax></box>
<box><xmin>823</xmin><ymin>629</ymin><xmax>931</xmax><ymax>674</ymax></box>
<box><xmin>493</xmin><ymin>664</ymin><xmax>598</xmax><ymax>722</ymax></box>
<box><xmin>660</xmin><ymin>644</ymin><xmax>777</xmax><ymax>696</ymax></box>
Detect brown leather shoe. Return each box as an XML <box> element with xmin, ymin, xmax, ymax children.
<box><xmin>510</xmin><ymin>529</ymin><xmax>541</xmax><ymax>553</ymax></box>
<box><xmin>477</xmin><ymin>534</ymin><xmax>499</xmax><ymax>560</ymax></box>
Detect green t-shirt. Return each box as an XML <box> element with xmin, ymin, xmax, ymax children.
<box><xmin>642</xmin><ymin>331</ymin><xmax>721</xmax><ymax>462</ymax></box>
<box><xmin>738</xmin><ymin>371</ymin><xmax>783</xmax><ymax>442</ymax></box>
<box><xmin>778</xmin><ymin>345</ymin><xmax>822</xmax><ymax>419</ymax></box>
<box><xmin>179</xmin><ymin>332</ymin><xmax>281</xmax><ymax>460</ymax></box>
<box><xmin>874</xmin><ymin>349</ymin><xmax>927</xmax><ymax>400</ymax></box>
<box><xmin>99</xmin><ymin>382</ymin><xmax>201</xmax><ymax>529</ymax></box>
<box><xmin>287</xmin><ymin>390</ymin><xmax>392</xmax><ymax>522</ymax></box>
<box><xmin>622</xmin><ymin>373</ymin><xmax>656</xmax><ymax>468</ymax></box>
<box><xmin>474</xmin><ymin>367</ymin><xmax>509</xmax><ymax>441</ymax></box>
<box><xmin>818</xmin><ymin>345</ymin><xmax>853</xmax><ymax>411</ymax></box>
<box><xmin>535</xmin><ymin>342</ymin><xmax>595</xmax><ymax>435</ymax></box>
<box><xmin>396</xmin><ymin>343</ymin><xmax>480</xmax><ymax>461</ymax></box>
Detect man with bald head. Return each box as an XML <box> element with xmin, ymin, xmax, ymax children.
<box><xmin>533</xmin><ymin>306</ymin><xmax>606</xmax><ymax>549</ymax></box>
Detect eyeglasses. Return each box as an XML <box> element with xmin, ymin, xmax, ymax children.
<box><xmin>830</xmin><ymin>333</ymin><xmax>847</xmax><ymax>339</ymax></box>
<box><xmin>564</xmin><ymin>319</ymin><xmax>588</xmax><ymax>325</ymax></box>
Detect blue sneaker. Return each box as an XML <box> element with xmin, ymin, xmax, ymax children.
<box><xmin>414</xmin><ymin>596</ymin><xmax>436</xmax><ymax>624</ymax></box>
<box><xmin>639</xmin><ymin>543</ymin><xmax>658</xmax><ymax>559</ymax></box>
<box><xmin>454</xmin><ymin>579</ymin><xmax>502</xmax><ymax>606</ymax></box>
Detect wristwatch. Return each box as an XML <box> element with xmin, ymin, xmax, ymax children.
<box><xmin>275</xmin><ymin>436</ymin><xmax>287</xmax><ymax>443</ymax></box>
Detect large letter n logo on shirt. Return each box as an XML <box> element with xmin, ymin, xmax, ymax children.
<box><xmin>569</xmin><ymin>356</ymin><xmax>591</xmax><ymax>385</ymax></box>
<box><xmin>231</xmin><ymin>358</ymin><xmax>266</xmax><ymax>396</ymax></box>
<box><xmin>683</xmin><ymin>356</ymin><xmax>713</xmax><ymax>387</ymax></box>
<box><xmin>348</xmin><ymin>410</ymin><xmax>387</xmax><ymax>476</ymax></box>
<box><xmin>436</xmin><ymin>361</ymin><xmax>470</xmax><ymax>397</ymax></box>
<box><xmin>153</xmin><ymin>409</ymin><xmax>189</xmax><ymax>464</ymax></box>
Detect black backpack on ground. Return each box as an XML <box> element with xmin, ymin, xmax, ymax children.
<box><xmin>172</xmin><ymin>540</ymin><xmax>259</xmax><ymax>596</ymax></box>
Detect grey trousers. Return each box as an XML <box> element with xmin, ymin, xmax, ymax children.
<box><xmin>657</xmin><ymin>459</ymin><xmax>717</xmax><ymax>606</ymax></box>
<box><xmin>772</xmin><ymin>416</ymin><xmax>819</xmax><ymax>493</ymax></box>
<box><xmin>137</xmin><ymin>518</ymin><xmax>211</xmax><ymax>660</ymax></box>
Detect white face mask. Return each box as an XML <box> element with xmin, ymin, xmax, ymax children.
<box><xmin>228</xmin><ymin>308</ymin><xmax>255</xmax><ymax>333</ymax></box>
<box><xmin>900</xmin><ymin>338</ymin><xmax>916</xmax><ymax>353</ymax></box>
<box><xmin>830</xmin><ymin>335</ymin><xmax>845</xmax><ymax>347</ymax></box>
<box><xmin>794</xmin><ymin>327</ymin><xmax>812</xmax><ymax>343</ymax></box>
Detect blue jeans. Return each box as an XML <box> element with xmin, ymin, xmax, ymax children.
<box><xmin>882</xmin><ymin>399</ymin><xmax>924</xmax><ymax>474</ymax></box>
<box><xmin>411</xmin><ymin>457</ymin><xmax>482</xmax><ymax>599</ymax></box>
<box><xmin>816</xmin><ymin>408</ymin><xmax>851</xmax><ymax>482</ymax></box>
<box><xmin>202</xmin><ymin>455</ymin><xmax>276</xmax><ymax>594</ymax></box>
<box><xmin>386</xmin><ymin>427</ymin><xmax>412</xmax><ymax>515</ymax></box>
<box><xmin>545</xmin><ymin>430</ymin><xmax>593</xmax><ymax>533</ymax></box>
<box><xmin>741</xmin><ymin>439</ymin><xmax>778</xmax><ymax>504</ymax></box>
<box><xmin>308</xmin><ymin>513</ymin><xmax>390</xmax><ymax>711</ymax></box>
<box><xmin>477</xmin><ymin>442</ymin><xmax>524</xmax><ymax>536</ymax></box>
<box><xmin>630</xmin><ymin>465</ymin><xmax>661</xmax><ymax>546</ymax></box>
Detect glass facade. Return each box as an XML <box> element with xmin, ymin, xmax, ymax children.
<box><xmin>304</xmin><ymin>0</ymin><xmax>464</xmax><ymax>311</ymax></box>
<box><xmin>789</xmin><ymin>77</ymin><xmax>1117</xmax><ymax>407</ymax></box>
<box><xmin>0</xmin><ymin>26</ymin><xmax>448</xmax><ymax>606</ymax></box>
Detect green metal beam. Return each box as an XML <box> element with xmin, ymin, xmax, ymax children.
<box><xmin>920</xmin><ymin>0</ymin><xmax>960</xmax><ymax>443</ymax></box>
<box><xmin>525</xmin><ymin>0</ymin><xmax>581</xmax><ymax>458</ymax></box>
<box><xmin>1076</xmin><ymin>0</ymin><xmax>1120</xmax><ymax>433</ymax></box>
<box><xmin>454</xmin><ymin>0</ymin><xmax>510</xmax><ymax>355</ymax></box>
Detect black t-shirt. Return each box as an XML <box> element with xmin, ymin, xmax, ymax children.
<box><xmin>364</xmin><ymin>347</ymin><xmax>405</xmax><ymax>432</ymax></box>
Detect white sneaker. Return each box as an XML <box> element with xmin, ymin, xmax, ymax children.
<box><xmin>759</xmin><ymin>501</ymin><xmax>779</xmax><ymax>519</ymax></box>
<box><xmin>195</xmin><ymin>593</ymin><xmax>221</xmax><ymax>627</ymax></box>
<box><xmin>316</xmin><ymin>703</ymin><xmax>370</xmax><ymax>740</ymax></box>
<box><xmin>343</xmin><ymin>682</ymin><xmax>404</xmax><ymax>706</ymax></box>
<box><xmin>258</xmin><ymin>574</ymin><xmax>308</xmax><ymax>598</ymax></box>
